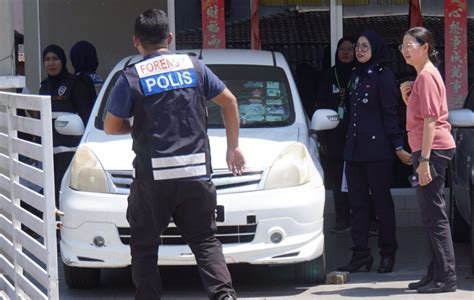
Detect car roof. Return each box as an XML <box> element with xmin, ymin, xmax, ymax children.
<box><xmin>179</xmin><ymin>49</ymin><xmax>278</xmax><ymax>66</ymax></box>
<box><xmin>111</xmin><ymin>49</ymin><xmax>284</xmax><ymax>74</ymax></box>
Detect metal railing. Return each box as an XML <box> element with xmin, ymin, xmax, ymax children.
<box><xmin>0</xmin><ymin>92</ymin><xmax>58</xmax><ymax>299</ymax></box>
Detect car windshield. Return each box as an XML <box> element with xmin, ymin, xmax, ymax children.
<box><xmin>207</xmin><ymin>65</ymin><xmax>295</xmax><ymax>128</ymax></box>
<box><xmin>96</xmin><ymin>63</ymin><xmax>294</xmax><ymax>129</ymax></box>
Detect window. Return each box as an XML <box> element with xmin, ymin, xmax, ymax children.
<box><xmin>95</xmin><ymin>71</ymin><xmax>122</xmax><ymax>129</ymax></box>
<box><xmin>207</xmin><ymin>65</ymin><xmax>295</xmax><ymax>128</ymax></box>
<box><xmin>95</xmin><ymin>56</ymin><xmax>140</xmax><ymax>130</ymax></box>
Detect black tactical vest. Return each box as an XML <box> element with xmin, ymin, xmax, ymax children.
<box><xmin>40</xmin><ymin>74</ymin><xmax>82</xmax><ymax>153</ymax></box>
<box><xmin>123</xmin><ymin>52</ymin><xmax>211</xmax><ymax>181</ymax></box>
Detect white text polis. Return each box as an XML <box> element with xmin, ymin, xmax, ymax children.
<box><xmin>135</xmin><ymin>54</ymin><xmax>197</xmax><ymax>96</ymax></box>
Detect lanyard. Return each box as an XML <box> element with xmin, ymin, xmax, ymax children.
<box><xmin>334</xmin><ymin>68</ymin><xmax>351</xmax><ymax>120</ymax></box>
<box><xmin>334</xmin><ymin>68</ymin><xmax>351</xmax><ymax>108</ymax></box>
<box><xmin>334</xmin><ymin>68</ymin><xmax>351</xmax><ymax>91</ymax></box>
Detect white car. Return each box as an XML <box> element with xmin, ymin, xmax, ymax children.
<box><xmin>57</xmin><ymin>49</ymin><xmax>339</xmax><ymax>288</ymax></box>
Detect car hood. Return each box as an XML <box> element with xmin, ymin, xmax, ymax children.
<box><xmin>83</xmin><ymin>127</ymin><xmax>302</xmax><ymax>171</ymax></box>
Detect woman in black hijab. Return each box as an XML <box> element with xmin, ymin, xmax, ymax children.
<box><xmin>40</xmin><ymin>44</ymin><xmax>95</xmax><ymax>206</ymax></box>
<box><xmin>315</xmin><ymin>37</ymin><xmax>355</xmax><ymax>233</ymax></box>
<box><xmin>336</xmin><ymin>31</ymin><xmax>411</xmax><ymax>273</ymax></box>
<box><xmin>70</xmin><ymin>40</ymin><xmax>104</xmax><ymax>94</ymax></box>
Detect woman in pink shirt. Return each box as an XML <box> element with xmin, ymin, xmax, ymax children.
<box><xmin>400</xmin><ymin>27</ymin><xmax>456</xmax><ymax>294</ymax></box>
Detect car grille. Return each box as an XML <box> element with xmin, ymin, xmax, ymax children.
<box><xmin>117</xmin><ymin>224</ymin><xmax>257</xmax><ymax>245</ymax></box>
<box><xmin>108</xmin><ymin>169</ymin><xmax>264</xmax><ymax>195</ymax></box>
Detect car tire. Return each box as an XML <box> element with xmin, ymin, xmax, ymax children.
<box><xmin>63</xmin><ymin>263</ymin><xmax>101</xmax><ymax>289</ymax></box>
<box><xmin>294</xmin><ymin>251</ymin><xmax>326</xmax><ymax>284</ymax></box>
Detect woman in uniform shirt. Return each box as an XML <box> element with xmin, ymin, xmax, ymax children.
<box><xmin>70</xmin><ymin>40</ymin><xmax>104</xmax><ymax>95</ymax></box>
<box><xmin>337</xmin><ymin>31</ymin><xmax>411</xmax><ymax>274</ymax></box>
<box><xmin>40</xmin><ymin>44</ymin><xmax>95</xmax><ymax>206</ymax></box>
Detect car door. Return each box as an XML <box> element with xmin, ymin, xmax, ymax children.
<box><xmin>452</xmin><ymin>87</ymin><xmax>474</xmax><ymax>225</ymax></box>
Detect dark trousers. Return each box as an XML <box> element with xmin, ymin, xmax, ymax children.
<box><xmin>346</xmin><ymin>160</ymin><xmax>398</xmax><ymax>256</ymax></box>
<box><xmin>54</xmin><ymin>152</ymin><xmax>75</xmax><ymax>208</ymax></box>
<box><xmin>412</xmin><ymin>149</ymin><xmax>456</xmax><ymax>283</ymax></box>
<box><xmin>127</xmin><ymin>179</ymin><xmax>235</xmax><ymax>300</ymax></box>
<box><xmin>321</xmin><ymin>156</ymin><xmax>350</xmax><ymax>225</ymax></box>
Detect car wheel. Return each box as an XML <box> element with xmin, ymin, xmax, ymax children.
<box><xmin>63</xmin><ymin>263</ymin><xmax>101</xmax><ymax>289</ymax></box>
<box><xmin>294</xmin><ymin>251</ymin><xmax>326</xmax><ymax>284</ymax></box>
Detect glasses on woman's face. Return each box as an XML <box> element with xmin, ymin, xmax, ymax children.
<box><xmin>398</xmin><ymin>42</ymin><xmax>420</xmax><ymax>51</ymax></box>
<box><xmin>353</xmin><ymin>43</ymin><xmax>370</xmax><ymax>52</ymax></box>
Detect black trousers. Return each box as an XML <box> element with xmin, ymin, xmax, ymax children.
<box><xmin>412</xmin><ymin>149</ymin><xmax>456</xmax><ymax>283</ymax></box>
<box><xmin>321</xmin><ymin>156</ymin><xmax>350</xmax><ymax>225</ymax></box>
<box><xmin>127</xmin><ymin>179</ymin><xmax>235</xmax><ymax>300</ymax></box>
<box><xmin>346</xmin><ymin>160</ymin><xmax>398</xmax><ymax>256</ymax></box>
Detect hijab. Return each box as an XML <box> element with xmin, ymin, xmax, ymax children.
<box><xmin>357</xmin><ymin>30</ymin><xmax>388</xmax><ymax>68</ymax></box>
<box><xmin>42</xmin><ymin>44</ymin><xmax>69</xmax><ymax>82</ymax></box>
<box><xmin>70</xmin><ymin>40</ymin><xmax>99</xmax><ymax>74</ymax></box>
<box><xmin>334</xmin><ymin>37</ymin><xmax>356</xmax><ymax>88</ymax></box>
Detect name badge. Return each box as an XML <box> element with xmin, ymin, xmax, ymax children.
<box><xmin>338</xmin><ymin>106</ymin><xmax>344</xmax><ymax>119</ymax></box>
<box><xmin>332</xmin><ymin>84</ymin><xmax>340</xmax><ymax>94</ymax></box>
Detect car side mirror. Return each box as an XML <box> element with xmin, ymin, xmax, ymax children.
<box><xmin>310</xmin><ymin>109</ymin><xmax>340</xmax><ymax>132</ymax></box>
<box><xmin>54</xmin><ymin>114</ymin><xmax>85</xmax><ymax>136</ymax></box>
<box><xmin>449</xmin><ymin>108</ymin><xmax>474</xmax><ymax>128</ymax></box>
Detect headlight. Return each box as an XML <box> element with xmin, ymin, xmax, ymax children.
<box><xmin>69</xmin><ymin>145</ymin><xmax>108</xmax><ymax>193</ymax></box>
<box><xmin>264</xmin><ymin>143</ymin><xmax>311</xmax><ymax>190</ymax></box>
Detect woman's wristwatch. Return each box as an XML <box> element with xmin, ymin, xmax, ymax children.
<box><xmin>418</xmin><ymin>156</ymin><xmax>430</xmax><ymax>163</ymax></box>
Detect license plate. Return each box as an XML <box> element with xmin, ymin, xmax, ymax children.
<box><xmin>170</xmin><ymin>205</ymin><xmax>224</xmax><ymax>223</ymax></box>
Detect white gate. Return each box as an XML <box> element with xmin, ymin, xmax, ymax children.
<box><xmin>0</xmin><ymin>92</ymin><xmax>58</xmax><ymax>299</ymax></box>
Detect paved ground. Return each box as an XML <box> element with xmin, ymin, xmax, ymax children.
<box><xmin>58</xmin><ymin>227</ymin><xmax>474</xmax><ymax>299</ymax></box>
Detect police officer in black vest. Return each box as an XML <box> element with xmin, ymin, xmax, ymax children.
<box><xmin>337</xmin><ymin>31</ymin><xmax>411</xmax><ymax>274</ymax></box>
<box><xmin>104</xmin><ymin>9</ymin><xmax>244</xmax><ymax>300</ymax></box>
<box><xmin>40</xmin><ymin>44</ymin><xmax>95</xmax><ymax>206</ymax></box>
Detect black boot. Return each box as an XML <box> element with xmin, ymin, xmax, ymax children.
<box><xmin>337</xmin><ymin>250</ymin><xmax>373</xmax><ymax>273</ymax></box>
<box><xmin>417</xmin><ymin>280</ymin><xmax>457</xmax><ymax>294</ymax></box>
<box><xmin>408</xmin><ymin>275</ymin><xmax>432</xmax><ymax>290</ymax></box>
<box><xmin>377</xmin><ymin>256</ymin><xmax>395</xmax><ymax>273</ymax></box>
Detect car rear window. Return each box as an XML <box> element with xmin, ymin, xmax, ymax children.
<box><xmin>207</xmin><ymin>65</ymin><xmax>295</xmax><ymax>128</ymax></box>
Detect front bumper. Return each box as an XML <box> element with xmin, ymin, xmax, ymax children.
<box><xmin>60</xmin><ymin>181</ymin><xmax>325</xmax><ymax>268</ymax></box>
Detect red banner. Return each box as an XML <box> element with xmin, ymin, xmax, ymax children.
<box><xmin>202</xmin><ymin>0</ymin><xmax>226</xmax><ymax>49</ymax></box>
<box><xmin>251</xmin><ymin>0</ymin><xmax>261</xmax><ymax>50</ymax></box>
<box><xmin>409</xmin><ymin>0</ymin><xmax>423</xmax><ymax>28</ymax></box>
<box><xmin>445</xmin><ymin>0</ymin><xmax>468</xmax><ymax>109</ymax></box>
